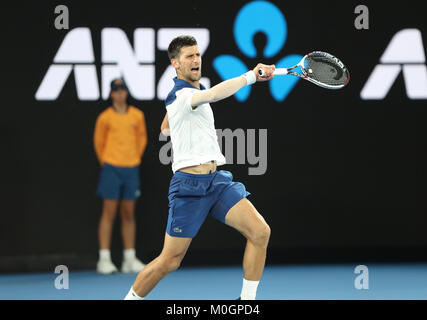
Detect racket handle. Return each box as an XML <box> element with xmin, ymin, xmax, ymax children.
<box><xmin>258</xmin><ymin>68</ymin><xmax>288</xmax><ymax>77</ymax></box>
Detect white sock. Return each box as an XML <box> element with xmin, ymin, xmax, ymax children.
<box><xmin>240</xmin><ymin>278</ymin><xmax>259</xmax><ymax>300</ymax></box>
<box><xmin>99</xmin><ymin>249</ymin><xmax>111</xmax><ymax>261</ymax></box>
<box><xmin>124</xmin><ymin>287</ymin><xmax>144</xmax><ymax>300</ymax></box>
<box><xmin>123</xmin><ymin>249</ymin><xmax>136</xmax><ymax>261</ymax></box>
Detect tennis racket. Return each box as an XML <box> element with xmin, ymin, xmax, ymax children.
<box><xmin>259</xmin><ymin>51</ymin><xmax>350</xmax><ymax>89</ymax></box>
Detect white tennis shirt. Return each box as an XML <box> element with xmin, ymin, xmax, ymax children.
<box><xmin>165</xmin><ymin>77</ymin><xmax>226</xmax><ymax>173</ymax></box>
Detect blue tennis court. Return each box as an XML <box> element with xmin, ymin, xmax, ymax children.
<box><xmin>1</xmin><ymin>263</ymin><xmax>426</xmax><ymax>300</ymax></box>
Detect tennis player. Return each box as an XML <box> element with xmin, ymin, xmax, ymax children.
<box><xmin>125</xmin><ymin>36</ymin><xmax>274</xmax><ymax>299</ymax></box>
<box><xmin>94</xmin><ymin>78</ymin><xmax>147</xmax><ymax>274</ymax></box>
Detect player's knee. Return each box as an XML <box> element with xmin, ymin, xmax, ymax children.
<box><xmin>159</xmin><ymin>255</ymin><xmax>183</xmax><ymax>274</ymax></box>
<box><xmin>167</xmin><ymin>257</ymin><xmax>182</xmax><ymax>273</ymax></box>
<box><xmin>249</xmin><ymin>223</ymin><xmax>271</xmax><ymax>248</ymax></box>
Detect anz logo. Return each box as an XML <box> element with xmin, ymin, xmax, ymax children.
<box><xmin>36</xmin><ymin>1</ymin><xmax>300</xmax><ymax>103</ymax></box>
<box><xmin>213</xmin><ymin>0</ymin><xmax>303</xmax><ymax>102</ymax></box>
<box><xmin>361</xmin><ymin>29</ymin><xmax>427</xmax><ymax>100</ymax></box>
<box><xmin>35</xmin><ymin>28</ymin><xmax>211</xmax><ymax>101</ymax></box>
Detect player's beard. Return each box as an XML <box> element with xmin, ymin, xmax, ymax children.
<box><xmin>187</xmin><ymin>69</ymin><xmax>201</xmax><ymax>82</ymax></box>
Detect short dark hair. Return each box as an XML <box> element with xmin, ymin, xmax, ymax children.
<box><xmin>167</xmin><ymin>35</ymin><xmax>198</xmax><ymax>60</ymax></box>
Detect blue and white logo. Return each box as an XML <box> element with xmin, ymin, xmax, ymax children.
<box><xmin>213</xmin><ymin>1</ymin><xmax>302</xmax><ymax>102</ymax></box>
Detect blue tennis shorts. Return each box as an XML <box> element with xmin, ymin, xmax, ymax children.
<box><xmin>166</xmin><ymin>170</ymin><xmax>251</xmax><ymax>238</ymax></box>
<box><xmin>96</xmin><ymin>163</ymin><xmax>141</xmax><ymax>200</ymax></box>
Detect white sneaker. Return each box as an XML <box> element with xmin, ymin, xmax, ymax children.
<box><xmin>121</xmin><ymin>258</ymin><xmax>146</xmax><ymax>273</ymax></box>
<box><xmin>96</xmin><ymin>259</ymin><xmax>118</xmax><ymax>274</ymax></box>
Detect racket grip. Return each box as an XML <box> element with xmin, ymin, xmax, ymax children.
<box><xmin>258</xmin><ymin>68</ymin><xmax>288</xmax><ymax>76</ymax></box>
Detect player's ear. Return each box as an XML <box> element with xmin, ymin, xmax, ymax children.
<box><xmin>171</xmin><ymin>58</ymin><xmax>179</xmax><ymax>69</ymax></box>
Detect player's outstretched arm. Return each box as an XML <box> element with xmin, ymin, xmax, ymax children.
<box><xmin>190</xmin><ymin>63</ymin><xmax>275</xmax><ymax>108</ymax></box>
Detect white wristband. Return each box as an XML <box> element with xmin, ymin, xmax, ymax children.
<box><xmin>241</xmin><ymin>70</ymin><xmax>256</xmax><ymax>86</ymax></box>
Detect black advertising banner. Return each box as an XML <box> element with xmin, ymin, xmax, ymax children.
<box><xmin>1</xmin><ymin>0</ymin><xmax>427</xmax><ymax>271</ymax></box>
<box><xmin>0</xmin><ymin>300</ymin><xmax>419</xmax><ymax>319</ymax></box>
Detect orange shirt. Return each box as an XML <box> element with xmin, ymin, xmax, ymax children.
<box><xmin>94</xmin><ymin>106</ymin><xmax>147</xmax><ymax>167</ymax></box>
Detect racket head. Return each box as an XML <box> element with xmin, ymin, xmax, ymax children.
<box><xmin>300</xmin><ymin>51</ymin><xmax>350</xmax><ymax>89</ymax></box>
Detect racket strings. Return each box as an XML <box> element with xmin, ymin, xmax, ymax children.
<box><xmin>305</xmin><ymin>55</ymin><xmax>348</xmax><ymax>86</ymax></box>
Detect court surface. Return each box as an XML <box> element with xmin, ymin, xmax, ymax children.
<box><xmin>1</xmin><ymin>263</ymin><xmax>426</xmax><ymax>300</ymax></box>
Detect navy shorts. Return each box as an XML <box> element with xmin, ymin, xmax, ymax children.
<box><xmin>96</xmin><ymin>163</ymin><xmax>141</xmax><ymax>200</ymax></box>
<box><xmin>166</xmin><ymin>170</ymin><xmax>251</xmax><ymax>238</ymax></box>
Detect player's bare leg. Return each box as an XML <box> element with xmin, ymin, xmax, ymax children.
<box><xmin>225</xmin><ymin>198</ymin><xmax>271</xmax><ymax>299</ymax></box>
<box><xmin>126</xmin><ymin>233</ymin><xmax>192</xmax><ymax>299</ymax></box>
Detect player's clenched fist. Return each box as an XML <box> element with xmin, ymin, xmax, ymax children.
<box><xmin>253</xmin><ymin>64</ymin><xmax>275</xmax><ymax>81</ymax></box>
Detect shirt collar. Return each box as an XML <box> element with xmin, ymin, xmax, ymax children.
<box><xmin>173</xmin><ymin>77</ymin><xmax>206</xmax><ymax>91</ymax></box>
